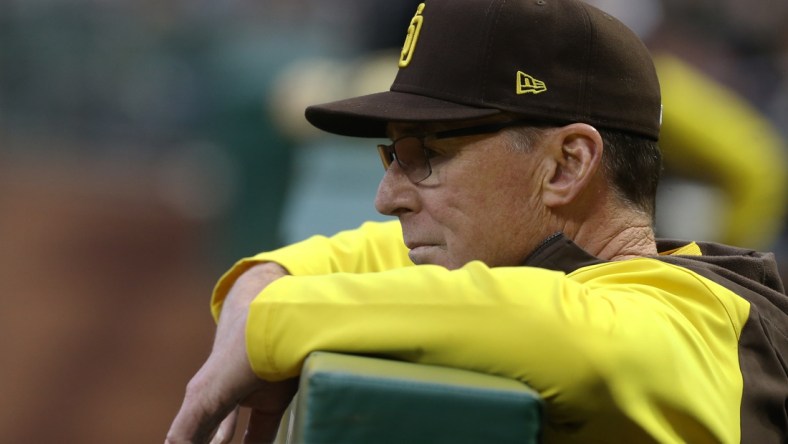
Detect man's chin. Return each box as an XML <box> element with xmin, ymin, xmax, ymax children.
<box><xmin>408</xmin><ymin>246</ymin><xmax>457</xmax><ymax>269</ymax></box>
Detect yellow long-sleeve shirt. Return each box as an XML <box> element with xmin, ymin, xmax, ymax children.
<box><xmin>212</xmin><ymin>221</ymin><xmax>787</xmax><ymax>443</ymax></box>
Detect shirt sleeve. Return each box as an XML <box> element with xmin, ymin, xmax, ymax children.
<box><xmin>245</xmin><ymin>258</ymin><xmax>748</xmax><ymax>441</ymax></box>
<box><xmin>211</xmin><ymin>220</ymin><xmax>411</xmax><ymax>320</ymax></box>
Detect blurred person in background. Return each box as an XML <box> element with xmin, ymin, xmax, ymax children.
<box><xmin>587</xmin><ymin>0</ymin><xmax>788</xmax><ymax>282</ymax></box>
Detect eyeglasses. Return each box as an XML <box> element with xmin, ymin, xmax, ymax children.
<box><xmin>377</xmin><ymin>119</ymin><xmax>529</xmax><ymax>183</ymax></box>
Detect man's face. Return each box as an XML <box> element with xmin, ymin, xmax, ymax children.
<box><xmin>374</xmin><ymin>120</ymin><xmax>553</xmax><ymax>270</ymax></box>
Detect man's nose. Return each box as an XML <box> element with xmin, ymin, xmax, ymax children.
<box><xmin>374</xmin><ymin>161</ymin><xmax>418</xmax><ymax>216</ymax></box>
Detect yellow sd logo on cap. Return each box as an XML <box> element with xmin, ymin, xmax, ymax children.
<box><xmin>399</xmin><ymin>3</ymin><xmax>426</xmax><ymax>68</ymax></box>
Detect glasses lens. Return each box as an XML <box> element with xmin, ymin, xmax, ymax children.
<box><xmin>394</xmin><ymin>137</ymin><xmax>431</xmax><ymax>182</ymax></box>
<box><xmin>377</xmin><ymin>137</ymin><xmax>432</xmax><ymax>183</ymax></box>
<box><xmin>377</xmin><ymin>144</ymin><xmax>394</xmax><ymax>169</ymax></box>
<box><xmin>393</xmin><ymin>137</ymin><xmax>423</xmax><ymax>168</ymax></box>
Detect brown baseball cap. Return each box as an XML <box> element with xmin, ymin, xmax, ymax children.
<box><xmin>305</xmin><ymin>0</ymin><xmax>662</xmax><ymax>140</ymax></box>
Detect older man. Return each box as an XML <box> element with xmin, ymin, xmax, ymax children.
<box><xmin>166</xmin><ymin>0</ymin><xmax>787</xmax><ymax>442</ymax></box>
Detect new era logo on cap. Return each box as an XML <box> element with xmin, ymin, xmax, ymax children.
<box><xmin>516</xmin><ymin>71</ymin><xmax>547</xmax><ymax>95</ymax></box>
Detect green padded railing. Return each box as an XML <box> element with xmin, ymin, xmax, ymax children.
<box><xmin>274</xmin><ymin>351</ymin><xmax>543</xmax><ymax>443</ymax></box>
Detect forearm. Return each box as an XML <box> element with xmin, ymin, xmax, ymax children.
<box><xmin>166</xmin><ymin>261</ymin><xmax>293</xmax><ymax>444</ymax></box>
<box><xmin>246</xmin><ymin>262</ymin><xmax>589</xmax><ymax>381</ymax></box>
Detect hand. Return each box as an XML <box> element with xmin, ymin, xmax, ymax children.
<box><xmin>217</xmin><ymin>379</ymin><xmax>299</xmax><ymax>444</ymax></box>
<box><xmin>165</xmin><ymin>263</ymin><xmax>292</xmax><ymax>444</ymax></box>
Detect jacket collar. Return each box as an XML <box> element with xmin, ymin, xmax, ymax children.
<box><xmin>521</xmin><ymin>233</ymin><xmax>606</xmax><ymax>274</ymax></box>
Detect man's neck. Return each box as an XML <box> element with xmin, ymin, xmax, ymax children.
<box><xmin>561</xmin><ymin>207</ymin><xmax>657</xmax><ymax>261</ymax></box>
<box><xmin>595</xmin><ymin>225</ymin><xmax>658</xmax><ymax>261</ymax></box>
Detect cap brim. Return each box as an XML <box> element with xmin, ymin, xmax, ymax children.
<box><xmin>304</xmin><ymin>91</ymin><xmax>502</xmax><ymax>138</ymax></box>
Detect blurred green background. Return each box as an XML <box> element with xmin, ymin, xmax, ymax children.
<box><xmin>0</xmin><ymin>1</ymin><xmax>786</xmax><ymax>442</ymax></box>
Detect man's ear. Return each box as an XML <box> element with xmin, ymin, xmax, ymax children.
<box><xmin>541</xmin><ymin>123</ymin><xmax>604</xmax><ymax>208</ymax></box>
